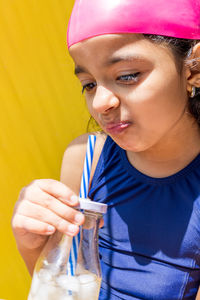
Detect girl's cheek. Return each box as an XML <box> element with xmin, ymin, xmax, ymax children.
<box><xmin>86</xmin><ymin>102</ymin><xmax>98</xmax><ymax>120</ymax></box>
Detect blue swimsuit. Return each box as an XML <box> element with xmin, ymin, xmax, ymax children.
<box><xmin>88</xmin><ymin>136</ymin><xmax>200</xmax><ymax>300</ymax></box>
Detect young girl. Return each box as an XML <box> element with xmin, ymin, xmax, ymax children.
<box><xmin>12</xmin><ymin>0</ymin><xmax>200</xmax><ymax>299</ymax></box>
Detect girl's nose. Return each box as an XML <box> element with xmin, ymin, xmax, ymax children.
<box><xmin>92</xmin><ymin>85</ymin><xmax>120</xmax><ymax>114</ymax></box>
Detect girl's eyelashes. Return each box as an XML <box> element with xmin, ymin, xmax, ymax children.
<box><xmin>116</xmin><ymin>72</ymin><xmax>140</xmax><ymax>83</ymax></box>
<box><xmin>82</xmin><ymin>82</ymin><xmax>97</xmax><ymax>94</ymax></box>
<box><xmin>81</xmin><ymin>72</ymin><xmax>141</xmax><ymax>94</ymax></box>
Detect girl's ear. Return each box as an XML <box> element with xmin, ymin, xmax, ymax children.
<box><xmin>186</xmin><ymin>42</ymin><xmax>200</xmax><ymax>93</ymax></box>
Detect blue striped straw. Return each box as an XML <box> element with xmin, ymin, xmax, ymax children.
<box><xmin>67</xmin><ymin>135</ymin><xmax>97</xmax><ymax>276</ymax></box>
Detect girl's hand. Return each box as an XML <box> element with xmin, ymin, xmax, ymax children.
<box><xmin>11</xmin><ymin>179</ymin><xmax>85</xmax><ymax>252</ymax></box>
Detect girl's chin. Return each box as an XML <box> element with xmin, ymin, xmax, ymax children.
<box><xmin>109</xmin><ymin>135</ymin><xmax>146</xmax><ymax>152</ymax></box>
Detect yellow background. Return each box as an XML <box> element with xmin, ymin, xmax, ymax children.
<box><xmin>0</xmin><ymin>1</ymin><xmax>89</xmax><ymax>299</ymax></box>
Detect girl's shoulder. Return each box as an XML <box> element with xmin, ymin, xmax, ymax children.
<box><xmin>60</xmin><ymin>132</ymin><xmax>107</xmax><ymax>195</ymax></box>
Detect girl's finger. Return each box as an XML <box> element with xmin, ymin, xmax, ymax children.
<box><xmin>32</xmin><ymin>179</ymin><xmax>79</xmax><ymax>205</ymax></box>
<box><xmin>21</xmin><ymin>189</ymin><xmax>85</xmax><ymax>225</ymax></box>
<box><xmin>16</xmin><ymin>201</ymin><xmax>81</xmax><ymax>236</ymax></box>
<box><xmin>12</xmin><ymin>214</ymin><xmax>56</xmax><ymax>236</ymax></box>
<box><xmin>99</xmin><ymin>218</ymin><xmax>104</xmax><ymax>228</ymax></box>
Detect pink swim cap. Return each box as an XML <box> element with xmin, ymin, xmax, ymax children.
<box><xmin>67</xmin><ymin>0</ymin><xmax>200</xmax><ymax>48</ymax></box>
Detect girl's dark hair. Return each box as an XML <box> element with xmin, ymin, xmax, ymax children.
<box><xmin>87</xmin><ymin>35</ymin><xmax>200</xmax><ymax>131</ymax></box>
<box><xmin>144</xmin><ymin>34</ymin><xmax>200</xmax><ymax>126</ymax></box>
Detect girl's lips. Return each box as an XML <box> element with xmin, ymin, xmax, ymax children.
<box><xmin>105</xmin><ymin>122</ymin><xmax>131</xmax><ymax>134</ymax></box>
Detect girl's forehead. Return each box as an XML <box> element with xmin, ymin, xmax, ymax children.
<box><xmin>69</xmin><ymin>34</ymin><xmax>140</xmax><ymax>53</ymax></box>
<box><xmin>70</xmin><ymin>34</ymin><xmax>149</xmax><ymax>59</ymax></box>
<box><xmin>69</xmin><ymin>34</ymin><xmax>173</xmax><ymax>67</ymax></box>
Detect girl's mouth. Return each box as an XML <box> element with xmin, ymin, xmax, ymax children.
<box><xmin>105</xmin><ymin>121</ymin><xmax>131</xmax><ymax>134</ymax></box>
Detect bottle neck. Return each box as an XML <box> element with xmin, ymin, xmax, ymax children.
<box><xmin>77</xmin><ymin>211</ymin><xmax>102</xmax><ymax>277</ymax></box>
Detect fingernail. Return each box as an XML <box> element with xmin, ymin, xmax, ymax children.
<box><xmin>70</xmin><ymin>195</ymin><xmax>79</xmax><ymax>204</ymax></box>
<box><xmin>74</xmin><ymin>213</ymin><xmax>84</xmax><ymax>224</ymax></box>
<box><xmin>47</xmin><ymin>225</ymin><xmax>55</xmax><ymax>233</ymax></box>
<box><xmin>68</xmin><ymin>224</ymin><xmax>78</xmax><ymax>234</ymax></box>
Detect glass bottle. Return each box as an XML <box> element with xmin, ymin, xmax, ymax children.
<box><xmin>28</xmin><ymin>199</ymin><xmax>107</xmax><ymax>300</ymax></box>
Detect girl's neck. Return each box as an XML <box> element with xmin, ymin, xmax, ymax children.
<box><xmin>127</xmin><ymin>120</ymin><xmax>200</xmax><ymax>178</ymax></box>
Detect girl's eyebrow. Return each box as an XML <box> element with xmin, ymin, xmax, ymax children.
<box><xmin>74</xmin><ymin>66</ymin><xmax>87</xmax><ymax>75</ymax></box>
<box><xmin>74</xmin><ymin>54</ymin><xmax>145</xmax><ymax>75</ymax></box>
<box><xmin>105</xmin><ymin>54</ymin><xmax>145</xmax><ymax>66</ymax></box>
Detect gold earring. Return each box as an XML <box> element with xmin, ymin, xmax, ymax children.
<box><xmin>190</xmin><ymin>86</ymin><xmax>196</xmax><ymax>98</ymax></box>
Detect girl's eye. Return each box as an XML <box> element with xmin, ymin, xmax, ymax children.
<box><xmin>82</xmin><ymin>82</ymin><xmax>97</xmax><ymax>94</ymax></box>
<box><xmin>117</xmin><ymin>72</ymin><xmax>140</xmax><ymax>83</ymax></box>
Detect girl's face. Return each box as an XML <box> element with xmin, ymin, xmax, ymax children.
<box><xmin>69</xmin><ymin>34</ymin><xmax>191</xmax><ymax>152</ymax></box>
